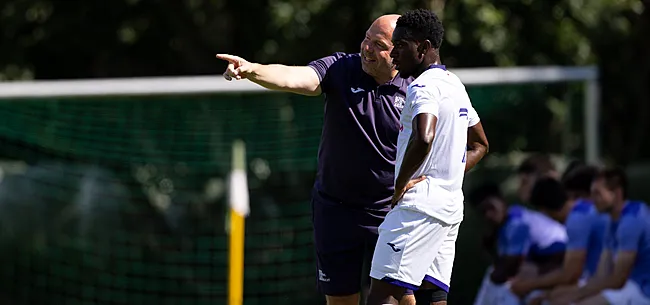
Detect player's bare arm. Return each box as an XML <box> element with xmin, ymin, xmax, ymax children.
<box><xmin>536</xmin><ymin>252</ymin><xmax>566</xmax><ymax>275</ymax></box>
<box><xmin>546</xmin><ymin>251</ymin><xmax>601</xmax><ymax>303</ymax></box>
<box><xmin>511</xmin><ymin>250</ymin><xmax>587</xmax><ymax>297</ymax></box>
<box><xmin>571</xmin><ymin>251</ymin><xmax>637</xmax><ymax>302</ymax></box>
<box><xmin>465</xmin><ymin>122</ymin><xmax>488</xmax><ymax>172</ymax></box>
<box><xmin>216</xmin><ymin>54</ymin><xmax>322</xmax><ymax>96</ymax></box>
<box><xmin>550</xmin><ymin>249</ymin><xmax>614</xmax><ymax>304</ymax></box>
<box><xmin>391</xmin><ymin>113</ymin><xmax>436</xmax><ymax>206</ymax></box>
<box><xmin>490</xmin><ymin>255</ymin><xmax>525</xmax><ymax>284</ymax></box>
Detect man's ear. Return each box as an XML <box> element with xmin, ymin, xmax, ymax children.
<box><xmin>418</xmin><ymin>40</ymin><xmax>432</xmax><ymax>55</ymax></box>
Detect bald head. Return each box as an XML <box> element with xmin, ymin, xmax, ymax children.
<box><xmin>370</xmin><ymin>14</ymin><xmax>400</xmax><ymax>37</ymax></box>
<box><xmin>360</xmin><ymin>14</ymin><xmax>400</xmax><ymax>84</ymax></box>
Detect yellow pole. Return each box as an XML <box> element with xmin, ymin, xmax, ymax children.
<box><xmin>228</xmin><ymin>140</ymin><xmax>248</xmax><ymax>305</ymax></box>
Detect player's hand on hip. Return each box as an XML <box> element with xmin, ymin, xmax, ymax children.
<box><xmin>216</xmin><ymin>54</ymin><xmax>253</xmax><ymax>81</ymax></box>
<box><xmin>391</xmin><ymin>175</ymin><xmax>426</xmax><ymax>208</ymax></box>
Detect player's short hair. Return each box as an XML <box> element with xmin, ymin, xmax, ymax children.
<box><xmin>530</xmin><ymin>177</ymin><xmax>567</xmax><ymax>211</ymax></box>
<box><xmin>467</xmin><ymin>182</ymin><xmax>503</xmax><ymax>207</ymax></box>
<box><xmin>562</xmin><ymin>164</ymin><xmax>599</xmax><ymax>198</ymax></box>
<box><xmin>395</xmin><ymin>9</ymin><xmax>444</xmax><ymax>49</ymax></box>
<box><xmin>517</xmin><ymin>153</ymin><xmax>555</xmax><ymax>176</ymax></box>
<box><xmin>561</xmin><ymin>160</ymin><xmax>585</xmax><ymax>181</ymax></box>
<box><xmin>595</xmin><ymin>167</ymin><xmax>628</xmax><ymax>198</ymax></box>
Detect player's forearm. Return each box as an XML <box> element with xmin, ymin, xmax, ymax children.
<box><xmin>248</xmin><ymin>63</ymin><xmax>321</xmax><ymax>96</ymax></box>
<box><xmin>395</xmin><ymin>138</ymin><xmax>430</xmax><ymax>190</ymax></box>
<box><xmin>491</xmin><ymin>257</ymin><xmax>523</xmax><ymax>284</ymax></box>
<box><xmin>574</xmin><ymin>277</ymin><xmax>610</xmax><ymax>301</ymax></box>
<box><xmin>464</xmin><ymin>144</ymin><xmax>488</xmax><ymax>172</ymax></box>
<box><xmin>525</xmin><ymin>269</ymin><xmax>567</xmax><ymax>290</ymax></box>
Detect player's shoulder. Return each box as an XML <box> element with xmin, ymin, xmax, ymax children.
<box><xmin>409</xmin><ymin>69</ymin><xmax>468</xmax><ymax>98</ymax></box>
<box><xmin>526</xmin><ymin>209</ymin><xmax>564</xmax><ymax>229</ymax></box>
<box><xmin>312</xmin><ymin>52</ymin><xmax>361</xmax><ymax>71</ymax></box>
<box><xmin>570</xmin><ymin>199</ymin><xmax>597</xmax><ymax>215</ymax></box>
<box><xmin>529</xmin><ymin>211</ymin><xmax>568</xmax><ymax>242</ymax></box>
<box><xmin>334</xmin><ymin>52</ymin><xmax>362</xmax><ymax>62</ymax></box>
<box><xmin>619</xmin><ymin>201</ymin><xmax>649</xmax><ymax>227</ymax></box>
<box><xmin>407</xmin><ymin>74</ymin><xmax>439</xmax><ymax>97</ymax></box>
<box><xmin>507</xmin><ymin>204</ymin><xmax>526</xmax><ymax>218</ymax></box>
<box><xmin>504</xmin><ymin>205</ymin><xmax>528</xmax><ymax>227</ymax></box>
<box><xmin>621</xmin><ymin>200</ymin><xmax>647</xmax><ymax>218</ymax></box>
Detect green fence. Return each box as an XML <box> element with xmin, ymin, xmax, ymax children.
<box><xmin>0</xmin><ymin>83</ymin><xmax>588</xmax><ymax>305</ymax></box>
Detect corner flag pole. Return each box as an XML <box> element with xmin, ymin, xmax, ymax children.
<box><xmin>228</xmin><ymin>140</ymin><xmax>249</xmax><ymax>305</ymax></box>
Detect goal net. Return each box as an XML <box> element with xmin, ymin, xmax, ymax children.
<box><xmin>0</xmin><ymin>66</ymin><xmax>598</xmax><ymax>305</ymax></box>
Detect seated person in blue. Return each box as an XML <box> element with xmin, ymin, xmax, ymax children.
<box><xmin>551</xmin><ymin>168</ymin><xmax>650</xmax><ymax>305</ymax></box>
<box><xmin>511</xmin><ymin>165</ymin><xmax>608</xmax><ymax>303</ymax></box>
<box><xmin>470</xmin><ymin>180</ymin><xmax>567</xmax><ymax>305</ymax></box>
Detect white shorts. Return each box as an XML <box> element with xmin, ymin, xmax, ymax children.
<box><xmin>473</xmin><ymin>268</ymin><xmax>494</xmax><ymax>305</ymax></box>
<box><xmin>602</xmin><ymin>280</ymin><xmax>650</xmax><ymax>305</ymax></box>
<box><xmin>473</xmin><ymin>277</ymin><xmax>521</xmax><ymax>305</ymax></box>
<box><xmin>369</xmin><ymin>206</ymin><xmax>460</xmax><ymax>292</ymax></box>
<box><xmin>473</xmin><ymin>267</ymin><xmax>523</xmax><ymax>305</ymax></box>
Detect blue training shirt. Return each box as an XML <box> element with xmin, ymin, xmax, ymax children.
<box><xmin>606</xmin><ymin>201</ymin><xmax>650</xmax><ymax>298</ymax></box>
<box><xmin>565</xmin><ymin>199</ymin><xmax>609</xmax><ymax>279</ymax></box>
<box><xmin>498</xmin><ymin>205</ymin><xmax>568</xmax><ymax>260</ymax></box>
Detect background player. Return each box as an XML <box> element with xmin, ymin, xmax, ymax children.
<box><xmin>469</xmin><ymin>178</ymin><xmax>568</xmax><ymax>305</ymax></box>
<box><xmin>510</xmin><ymin>165</ymin><xmax>607</xmax><ymax>303</ymax></box>
<box><xmin>365</xmin><ymin>8</ymin><xmax>489</xmax><ymax>305</ymax></box>
<box><xmin>551</xmin><ymin>168</ymin><xmax>650</xmax><ymax>305</ymax></box>
<box><xmin>217</xmin><ymin>15</ymin><xmax>416</xmax><ymax>305</ymax></box>
<box><xmin>516</xmin><ymin>154</ymin><xmax>558</xmax><ymax>204</ymax></box>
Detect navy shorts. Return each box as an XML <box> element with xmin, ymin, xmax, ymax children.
<box><xmin>311</xmin><ymin>191</ymin><xmax>414</xmax><ymax>297</ymax></box>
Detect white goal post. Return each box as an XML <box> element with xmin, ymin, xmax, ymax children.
<box><xmin>0</xmin><ymin>66</ymin><xmax>600</xmax><ymax>163</ymax></box>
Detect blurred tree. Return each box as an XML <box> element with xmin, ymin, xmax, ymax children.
<box><xmin>0</xmin><ymin>1</ymin><xmax>649</xmax><ymax>304</ymax></box>
<box><xmin>1</xmin><ymin>0</ymin><xmax>647</xmax><ymax>162</ymax></box>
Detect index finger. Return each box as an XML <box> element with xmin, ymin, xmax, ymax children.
<box><xmin>216</xmin><ymin>54</ymin><xmax>242</xmax><ymax>64</ymax></box>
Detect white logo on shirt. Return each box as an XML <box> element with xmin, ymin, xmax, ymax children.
<box><xmin>394</xmin><ymin>96</ymin><xmax>405</xmax><ymax>110</ymax></box>
<box><xmin>318</xmin><ymin>269</ymin><xmax>330</xmax><ymax>282</ymax></box>
<box><xmin>350</xmin><ymin>87</ymin><xmax>364</xmax><ymax>93</ymax></box>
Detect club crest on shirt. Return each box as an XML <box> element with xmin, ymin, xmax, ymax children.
<box><xmin>394</xmin><ymin>96</ymin><xmax>405</xmax><ymax>110</ymax></box>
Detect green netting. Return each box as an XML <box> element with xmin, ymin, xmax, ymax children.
<box><xmin>0</xmin><ymin>82</ymin><xmax>586</xmax><ymax>305</ymax></box>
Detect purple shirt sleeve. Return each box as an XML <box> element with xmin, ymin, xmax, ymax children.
<box><xmin>617</xmin><ymin>217</ymin><xmax>645</xmax><ymax>252</ymax></box>
<box><xmin>566</xmin><ymin>212</ymin><xmax>593</xmax><ymax>250</ymax></box>
<box><xmin>307</xmin><ymin>52</ymin><xmax>347</xmax><ymax>94</ymax></box>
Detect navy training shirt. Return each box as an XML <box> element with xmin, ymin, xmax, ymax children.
<box><xmin>308</xmin><ymin>52</ymin><xmax>412</xmax><ymax>210</ymax></box>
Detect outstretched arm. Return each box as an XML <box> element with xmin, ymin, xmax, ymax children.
<box><xmin>216</xmin><ymin>54</ymin><xmax>322</xmax><ymax>96</ymax></box>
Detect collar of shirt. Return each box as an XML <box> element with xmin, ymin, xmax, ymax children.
<box><xmin>427</xmin><ymin>64</ymin><xmax>447</xmax><ymax>71</ymax></box>
<box><xmin>360</xmin><ymin>67</ymin><xmax>410</xmax><ymax>89</ymax></box>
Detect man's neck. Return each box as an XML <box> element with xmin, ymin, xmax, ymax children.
<box><xmin>372</xmin><ymin>70</ymin><xmax>398</xmax><ymax>85</ymax></box>
<box><xmin>413</xmin><ymin>58</ymin><xmax>442</xmax><ymax>78</ymax></box>
<box><xmin>559</xmin><ymin>199</ymin><xmax>578</xmax><ymax>223</ymax></box>
<box><xmin>610</xmin><ymin>198</ymin><xmax>627</xmax><ymax>220</ymax></box>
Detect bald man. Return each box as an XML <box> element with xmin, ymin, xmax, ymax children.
<box><xmin>217</xmin><ymin>15</ymin><xmax>415</xmax><ymax>305</ymax></box>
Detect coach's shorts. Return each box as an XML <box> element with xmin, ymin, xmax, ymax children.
<box><xmin>311</xmin><ymin>191</ymin><xmax>389</xmax><ymax>296</ymax></box>
<box><xmin>602</xmin><ymin>280</ymin><xmax>650</xmax><ymax>305</ymax></box>
<box><xmin>369</xmin><ymin>205</ymin><xmax>460</xmax><ymax>292</ymax></box>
